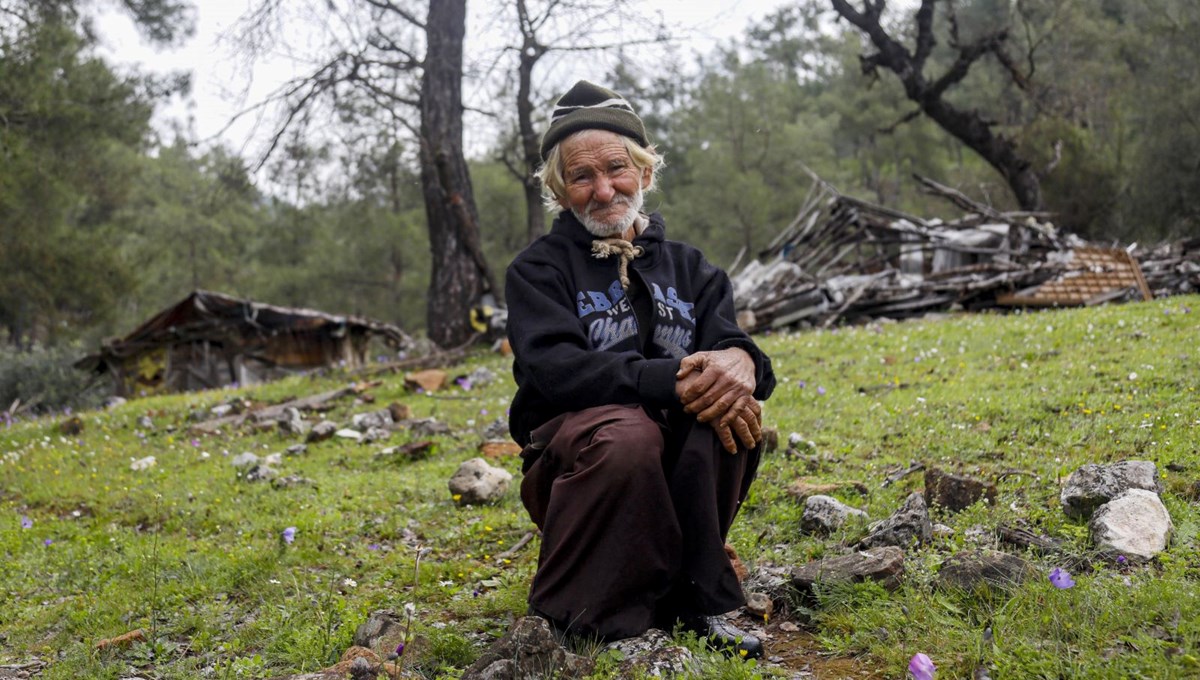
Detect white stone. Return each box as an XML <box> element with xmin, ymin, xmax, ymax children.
<box><xmin>448</xmin><ymin>458</ymin><xmax>512</xmax><ymax>505</ymax></box>
<box><xmin>1089</xmin><ymin>488</ymin><xmax>1172</xmax><ymax>561</ymax></box>
<box><xmin>231</xmin><ymin>452</ymin><xmax>259</xmax><ymax>468</ymax></box>
<box><xmin>801</xmin><ymin>495</ymin><xmax>868</xmax><ymax>535</ymax></box>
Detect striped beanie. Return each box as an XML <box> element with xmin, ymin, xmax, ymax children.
<box><xmin>540</xmin><ymin>80</ymin><xmax>649</xmax><ymax>160</ymax></box>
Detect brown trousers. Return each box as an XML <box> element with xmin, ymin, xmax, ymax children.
<box><xmin>519</xmin><ymin>403</ymin><xmax>760</xmax><ymax>641</ymax></box>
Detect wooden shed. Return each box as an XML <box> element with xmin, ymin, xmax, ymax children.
<box><xmin>76</xmin><ymin>290</ymin><xmax>408</xmax><ymax>396</ymax></box>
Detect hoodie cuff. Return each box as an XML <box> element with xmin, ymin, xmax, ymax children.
<box><xmin>637</xmin><ymin>358</ymin><xmax>682</xmax><ymax>407</ymax></box>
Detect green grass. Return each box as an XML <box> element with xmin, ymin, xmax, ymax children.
<box><xmin>3</xmin><ymin>296</ymin><xmax>1200</xmax><ymax>679</ymax></box>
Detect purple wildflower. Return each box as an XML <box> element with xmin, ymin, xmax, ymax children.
<box><xmin>1116</xmin><ymin>555</ymin><xmax>1128</xmax><ymax>566</ymax></box>
<box><xmin>367</xmin><ymin>543</ymin><xmax>381</xmax><ymax>551</ymax></box>
<box><xmin>456</xmin><ymin>377</ymin><xmax>473</xmax><ymax>391</ymax></box>
<box><xmin>480</xmin><ymin>408</ymin><xmax>488</xmax><ymax>416</ymax></box>
<box><xmin>20</xmin><ymin>515</ymin><xmax>32</xmax><ymax>529</ymax></box>
<box><xmin>1049</xmin><ymin>567</ymin><xmax>1075</xmax><ymax>589</ymax></box>
<box><xmin>908</xmin><ymin>652</ymin><xmax>935</xmax><ymax>680</ymax></box>
<box><xmin>798</xmin><ymin>380</ymin><xmax>807</xmax><ymax>388</ymax></box>
<box><xmin>282</xmin><ymin>526</ymin><xmax>297</xmax><ymax>544</ymax></box>
<box><xmin>191</xmin><ymin>438</ymin><xmax>201</xmax><ymax>447</ymax></box>
<box><xmin>43</xmin><ymin>538</ymin><xmax>53</xmax><ymax>546</ymax></box>
<box><xmin>394</xmin><ymin>642</ymin><xmax>405</xmax><ymax>657</ymax></box>
<box><xmin>816</xmin><ymin>386</ymin><xmax>827</xmax><ymax>396</ymax></box>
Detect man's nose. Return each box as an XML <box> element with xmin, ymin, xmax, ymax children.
<box><xmin>593</xmin><ymin>174</ymin><xmax>615</xmax><ymax>203</ymax></box>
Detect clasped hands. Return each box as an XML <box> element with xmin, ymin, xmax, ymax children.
<box><xmin>675</xmin><ymin>348</ymin><xmax>762</xmax><ymax>454</ymax></box>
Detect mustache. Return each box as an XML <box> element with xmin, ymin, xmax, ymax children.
<box><xmin>586</xmin><ymin>192</ymin><xmax>637</xmax><ymax>213</ymax></box>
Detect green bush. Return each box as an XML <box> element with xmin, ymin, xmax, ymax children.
<box><xmin>0</xmin><ymin>345</ymin><xmax>109</xmax><ymax>417</ymax></box>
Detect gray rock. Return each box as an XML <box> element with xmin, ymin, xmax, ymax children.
<box><xmin>607</xmin><ymin>629</ymin><xmax>695</xmax><ymax>678</ymax></box>
<box><xmin>744</xmin><ymin>592</ymin><xmax>773</xmax><ymax>620</ymax></box>
<box><xmin>933</xmin><ymin>523</ymin><xmax>955</xmax><ymax>537</ymax></box>
<box><xmin>1089</xmin><ymin>488</ymin><xmax>1173</xmax><ymax>561</ymax></box>
<box><xmin>244</xmin><ymin>464</ymin><xmax>278</xmax><ymax>483</ymax></box>
<box><xmin>462</xmin><ymin>616</ymin><xmax>593</xmax><ymax>680</ymax></box>
<box><xmin>448</xmin><ymin>458</ymin><xmax>512</xmax><ymax>505</ymax></box>
<box><xmin>104</xmin><ymin>396</ymin><xmax>127</xmax><ymax>409</ymax></box>
<box><xmin>791</xmin><ymin>546</ymin><xmax>906</xmax><ymax>594</ymax></box>
<box><xmin>924</xmin><ymin>467</ymin><xmax>997</xmax><ymax>513</ymax></box>
<box><xmin>857</xmin><ymin>492</ymin><xmax>932</xmax><ymax>549</ymax></box>
<box><xmin>279</xmin><ymin>407</ymin><xmax>310</xmax><ymax>436</ymax></box>
<box><xmin>466</xmin><ymin>366</ymin><xmax>497</xmax><ymax>387</ymax></box>
<box><xmin>307</xmin><ymin>420</ymin><xmax>338</xmax><ymax>443</ymax></box>
<box><xmin>211</xmin><ymin>404</ymin><xmax>234</xmax><ymax>417</ymax></box>
<box><xmin>1061</xmin><ymin>461</ymin><xmax>1162</xmax><ymax>520</ymax></box>
<box><xmin>231</xmin><ymin>452</ymin><xmax>260</xmax><ymax>469</ymax></box>
<box><xmin>351</xmin><ymin>409</ymin><xmax>393</xmax><ymax>432</ymax></box>
<box><xmin>482</xmin><ymin>418</ymin><xmax>510</xmax><ymax>440</ymax></box>
<box><xmin>801</xmin><ymin>495</ymin><xmax>868</xmax><ymax>535</ymax></box>
<box><xmin>408</xmin><ymin>417</ymin><xmax>452</xmax><ymax>437</ymax></box>
<box><xmin>334</xmin><ymin>428</ymin><xmax>363</xmax><ymax>442</ymax></box>
<box><xmin>271</xmin><ymin>475</ymin><xmax>315</xmax><ymax>489</ymax></box>
<box><xmin>936</xmin><ymin>549</ymin><xmax>1033</xmax><ymax>593</ymax></box>
<box><xmin>741</xmin><ymin>564</ymin><xmax>792</xmax><ymax>610</ymax></box>
<box><xmin>361</xmin><ymin>427</ymin><xmax>391</xmax><ymax>443</ymax></box>
<box><xmin>352</xmin><ymin>610</ymin><xmax>403</xmax><ymax>650</ymax></box>
<box><xmin>285</xmin><ymin>443</ymin><xmax>308</xmax><ymax>456</ymax></box>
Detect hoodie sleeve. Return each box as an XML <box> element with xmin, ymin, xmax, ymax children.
<box><xmin>691</xmin><ymin>254</ymin><xmax>776</xmax><ymax>401</ymax></box>
<box><xmin>506</xmin><ymin>254</ymin><xmax>682</xmax><ymax>413</ymax></box>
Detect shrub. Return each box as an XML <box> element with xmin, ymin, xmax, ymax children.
<box><xmin>0</xmin><ymin>345</ymin><xmax>110</xmax><ymax>417</ymax></box>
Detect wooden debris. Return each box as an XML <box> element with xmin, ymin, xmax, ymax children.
<box><xmin>95</xmin><ymin>628</ymin><xmax>144</xmax><ymax>651</ymax></box>
<box><xmin>375</xmin><ymin>440</ymin><xmax>436</xmax><ymax>461</ymax></box>
<box><xmin>494</xmin><ymin>531</ymin><xmax>535</xmax><ymax>564</ymax></box>
<box><xmin>731</xmin><ymin>170</ymin><xmax>1193</xmax><ymax>330</ymax></box>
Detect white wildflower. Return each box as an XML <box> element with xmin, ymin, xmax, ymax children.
<box><xmin>130</xmin><ymin>456</ymin><xmax>156</xmax><ymax>471</ymax></box>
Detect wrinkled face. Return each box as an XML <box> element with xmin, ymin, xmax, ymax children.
<box><xmin>559</xmin><ymin>129</ymin><xmax>652</xmax><ymax>238</ymax></box>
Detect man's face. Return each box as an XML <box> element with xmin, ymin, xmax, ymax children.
<box><xmin>559</xmin><ymin>129</ymin><xmax>652</xmax><ymax>238</ymax></box>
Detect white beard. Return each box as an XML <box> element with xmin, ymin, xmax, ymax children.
<box><xmin>573</xmin><ymin>185</ymin><xmax>644</xmax><ymax>238</ymax></box>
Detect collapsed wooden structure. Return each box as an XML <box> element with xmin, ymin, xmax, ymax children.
<box><xmin>732</xmin><ymin>174</ymin><xmax>1197</xmax><ymax>332</ymax></box>
<box><xmin>76</xmin><ymin>290</ymin><xmax>410</xmax><ymax>396</ymax></box>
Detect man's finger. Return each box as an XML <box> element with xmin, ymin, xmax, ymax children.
<box><xmin>732</xmin><ymin>413</ymin><xmax>756</xmax><ymax>450</ymax></box>
<box><xmin>680</xmin><ymin>369</ymin><xmax>721</xmax><ymax>407</ymax></box>
<box><xmin>676</xmin><ymin>353</ymin><xmax>705</xmax><ymax>380</ymax></box>
<box><xmin>695</xmin><ymin>390</ymin><xmax>738</xmax><ymax>423</ymax></box>
<box><xmin>714</xmin><ymin>422</ymin><xmax>737</xmax><ymax>454</ymax></box>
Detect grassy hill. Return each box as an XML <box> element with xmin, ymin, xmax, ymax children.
<box><xmin>3</xmin><ymin>296</ymin><xmax>1199</xmax><ymax>679</ymax></box>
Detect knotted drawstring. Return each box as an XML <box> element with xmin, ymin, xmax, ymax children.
<box><xmin>590</xmin><ymin>238</ymin><xmax>644</xmax><ymax>291</ymax></box>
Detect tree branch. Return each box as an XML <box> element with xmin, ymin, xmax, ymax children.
<box><xmin>360</xmin><ymin>0</ymin><xmax>425</xmax><ymax>29</ymax></box>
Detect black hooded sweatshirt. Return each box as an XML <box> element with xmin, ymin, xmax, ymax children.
<box><xmin>506</xmin><ymin>210</ymin><xmax>775</xmax><ymax>445</ymax></box>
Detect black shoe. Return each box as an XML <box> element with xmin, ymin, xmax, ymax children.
<box><xmin>682</xmin><ymin>615</ymin><xmax>764</xmax><ymax>660</ymax></box>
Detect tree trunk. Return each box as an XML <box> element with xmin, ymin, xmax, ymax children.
<box><xmin>517</xmin><ymin>42</ymin><xmax>547</xmax><ymax>243</ymax></box>
<box><xmin>419</xmin><ymin>0</ymin><xmax>498</xmax><ymax>348</ymax></box>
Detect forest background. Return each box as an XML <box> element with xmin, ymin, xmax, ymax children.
<box><xmin>2</xmin><ymin>0</ymin><xmax>1198</xmax><ymax>412</ymax></box>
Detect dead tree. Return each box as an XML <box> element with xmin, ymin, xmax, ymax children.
<box><xmin>830</xmin><ymin>0</ymin><xmax>1043</xmax><ymax>211</ymax></box>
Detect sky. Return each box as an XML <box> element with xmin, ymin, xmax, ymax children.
<box><xmin>96</xmin><ymin>0</ymin><xmax>797</xmax><ymax>160</ymax></box>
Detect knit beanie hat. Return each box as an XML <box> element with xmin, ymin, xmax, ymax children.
<box><xmin>540</xmin><ymin>80</ymin><xmax>649</xmax><ymax>160</ymax></box>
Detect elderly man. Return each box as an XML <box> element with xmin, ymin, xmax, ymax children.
<box><xmin>506</xmin><ymin>80</ymin><xmax>775</xmax><ymax>657</ymax></box>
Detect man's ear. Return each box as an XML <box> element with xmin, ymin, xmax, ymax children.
<box><xmin>641</xmin><ymin>164</ymin><xmax>652</xmax><ymax>189</ymax></box>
